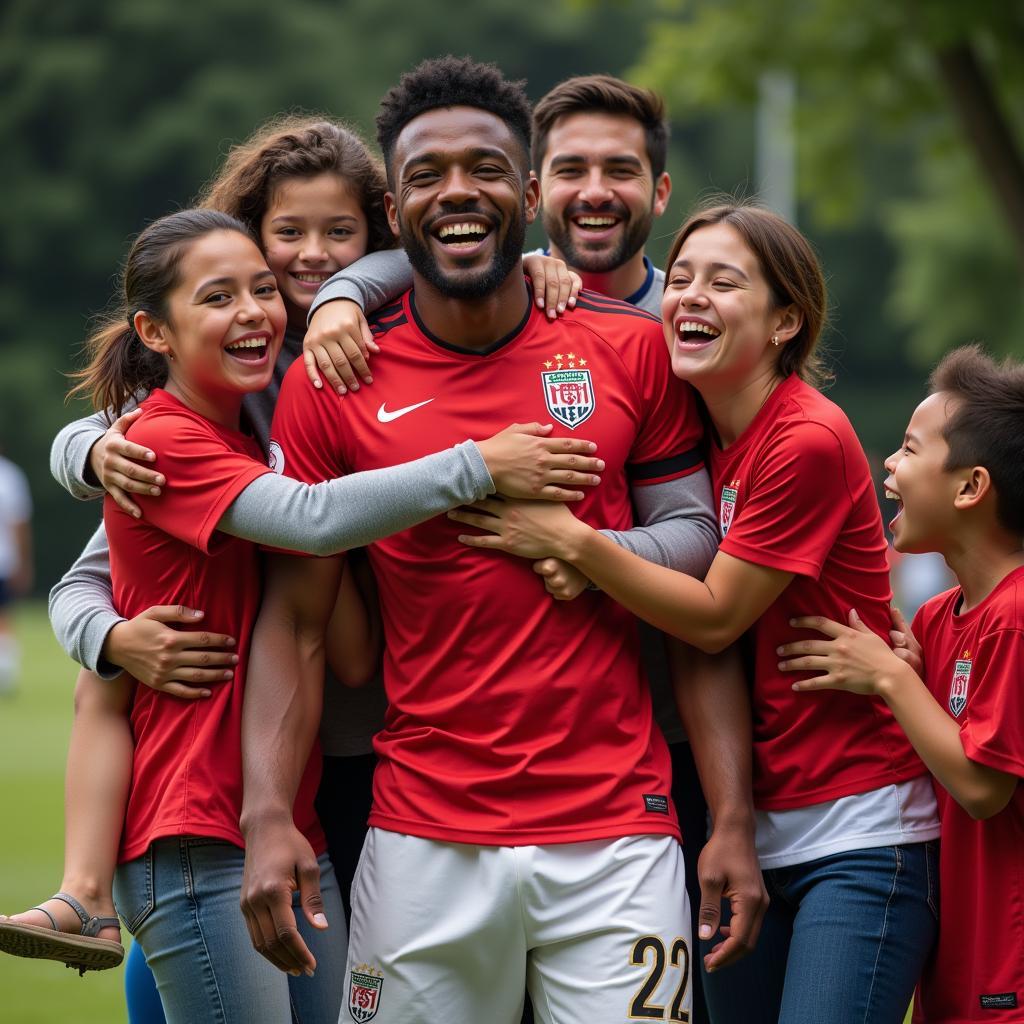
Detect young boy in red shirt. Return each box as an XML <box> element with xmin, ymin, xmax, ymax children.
<box><xmin>778</xmin><ymin>344</ymin><xmax>1024</xmax><ymax>1023</ymax></box>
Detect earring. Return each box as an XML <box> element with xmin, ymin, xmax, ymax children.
<box><xmin>168</xmin><ymin>352</ymin><xmax>175</xmax><ymax>361</ymax></box>
<box><xmin>771</xmin><ymin>335</ymin><xmax>779</xmax><ymax>347</ymax></box>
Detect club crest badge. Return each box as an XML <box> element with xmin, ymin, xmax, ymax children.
<box><xmin>268</xmin><ymin>440</ymin><xmax>285</xmax><ymax>475</ymax></box>
<box><xmin>540</xmin><ymin>351</ymin><xmax>595</xmax><ymax>429</ymax></box>
<box><xmin>948</xmin><ymin>650</ymin><xmax>972</xmax><ymax>718</ymax></box>
<box><xmin>349</xmin><ymin>964</ymin><xmax>384</xmax><ymax>1023</ymax></box>
<box><xmin>719</xmin><ymin>480</ymin><xmax>740</xmax><ymax>537</ymax></box>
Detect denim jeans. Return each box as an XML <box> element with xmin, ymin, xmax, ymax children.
<box><xmin>114</xmin><ymin>838</ymin><xmax>346</xmax><ymax>1024</ymax></box>
<box><xmin>702</xmin><ymin>842</ymin><xmax>938</xmax><ymax>1024</ymax></box>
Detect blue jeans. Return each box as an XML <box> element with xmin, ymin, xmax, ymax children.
<box><xmin>114</xmin><ymin>838</ymin><xmax>346</xmax><ymax>1024</ymax></box>
<box><xmin>702</xmin><ymin>842</ymin><xmax>938</xmax><ymax>1024</ymax></box>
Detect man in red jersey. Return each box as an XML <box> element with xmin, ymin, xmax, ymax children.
<box><xmin>240</xmin><ymin>57</ymin><xmax>760</xmax><ymax>1024</ymax></box>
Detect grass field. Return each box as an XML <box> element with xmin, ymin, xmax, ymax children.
<box><xmin>0</xmin><ymin>603</ymin><xmax>126</xmax><ymax>1023</ymax></box>
<box><xmin>0</xmin><ymin>602</ymin><xmax>915</xmax><ymax>1023</ymax></box>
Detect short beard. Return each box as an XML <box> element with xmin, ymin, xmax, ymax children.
<box><xmin>400</xmin><ymin>206</ymin><xmax>527</xmax><ymax>300</ymax></box>
<box><xmin>543</xmin><ymin>203</ymin><xmax>653</xmax><ymax>274</ymax></box>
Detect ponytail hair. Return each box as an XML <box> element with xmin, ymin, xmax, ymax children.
<box><xmin>69</xmin><ymin>209</ymin><xmax>254</xmax><ymax>417</ymax></box>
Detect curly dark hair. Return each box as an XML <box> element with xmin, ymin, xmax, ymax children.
<box><xmin>376</xmin><ymin>55</ymin><xmax>532</xmax><ymax>183</ymax></box>
<box><xmin>197</xmin><ymin>114</ymin><xmax>393</xmax><ymax>257</ymax></box>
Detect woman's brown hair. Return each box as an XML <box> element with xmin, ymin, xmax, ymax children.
<box><xmin>69</xmin><ymin>209</ymin><xmax>254</xmax><ymax>417</ymax></box>
<box><xmin>666</xmin><ymin>199</ymin><xmax>831</xmax><ymax>388</ymax></box>
<box><xmin>198</xmin><ymin>114</ymin><xmax>392</xmax><ymax>256</ymax></box>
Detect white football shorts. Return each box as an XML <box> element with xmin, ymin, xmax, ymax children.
<box><xmin>343</xmin><ymin>828</ymin><xmax>692</xmax><ymax>1024</ymax></box>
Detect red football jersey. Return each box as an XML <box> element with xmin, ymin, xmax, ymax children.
<box><xmin>912</xmin><ymin>568</ymin><xmax>1024</xmax><ymax>1023</ymax></box>
<box><xmin>709</xmin><ymin>375</ymin><xmax>922</xmax><ymax>809</ymax></box>
<box><xmin>108</xmin><ymin>389</ymin><xmax>325</xmax><ymax>862</ymax></box>
<box><xmin>270</xmin><ymin>288</ymin><xmax>704</xmax><ymax>845</ymax></box>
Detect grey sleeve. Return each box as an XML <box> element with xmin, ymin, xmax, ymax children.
<box><xmin>307</xmin><ymin>249</ymin><xmax>414</xmax><ymax>322</ymax></box>
<box><xmin>50</xmin><ymin>397</ymin><xmax>139</xmax><ymax>500</ymax></box>
<box><xmin>599</xmin><ymin>467</ymin><xmax>719</xmax><ymax>577</ymax></box>
<box><xmin>219</xmin><ymin>440</ymin><xmax>493</xmax><ymax>555</ymax></box>
<box><xmin>48</xmin><ymin>522</ymin><xmax>125</xmax><ymax>679</ymax></box>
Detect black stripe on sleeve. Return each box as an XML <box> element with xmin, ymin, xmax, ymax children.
<box><xmin>573</xmin><ymin>294</ymin><xmax>662</xmax><ymax>323</ymax></box>
<box><xmin>627</xmin><ymin>447</ymin><xmax>704</xmax><ymax>483</ymax></box>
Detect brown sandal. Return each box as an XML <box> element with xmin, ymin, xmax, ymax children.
<box><xmin>0</xmin><ymin>892</ymin><xmax>125</xmax><ymax>975</ymax></box>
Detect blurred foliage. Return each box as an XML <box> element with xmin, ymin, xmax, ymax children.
<box><xmin>631</xmin><ymin>0</ymin><xmax>1024</xmax><ymax>363</ymax></box>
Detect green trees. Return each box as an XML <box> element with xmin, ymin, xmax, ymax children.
<box><xmin>631</xmin><ymin>0</ymin><xmax>1024</xmax><ymax>361</ymax></box>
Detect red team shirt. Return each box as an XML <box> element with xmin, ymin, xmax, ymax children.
<box><xmin>912</xmin><ymin>568</ymin><xmax>1024</xmax><ymax>1023</ymax></box>
<box><xmin>107</xmin><ymin>389</ymin><xmax>325</xmax><ymax>862</ymax></box>
<box><xmin>270</xmin><ymin>288</ymin><xmax>703</xmax><ymax>846</ymax></box>
<box><xmin>709</xmin><ymin>374</ymin><xmax>923</xmax><ymax>809</ymax></box>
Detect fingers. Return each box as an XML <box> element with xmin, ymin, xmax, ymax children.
<box><xmin>447</xmin><ymin>510</ymin><xmax>496</xmax><ymax>531</ymax></box>
<box><xmin>777</xmin><ymin>654</ymin><xmax>830</xmax><ymax>673</ymax></box>
<box><xmin>456</xmin><ymin>533</ymin><xmax>505</xmax><ymax>549</ymax></box>
<box><xmin>359</xmin><ymin>315</ymin><xmax>380</xmax><ymax>356</ymax></box>
<box><xmin>158</xmin><ymin>681</ymin><xmax>214</xmax><ymax>699</ymax></box>
<box><xmin>505</xmin><ymin>421</ymin><xmax>554</xmax><ymax>438</ymax></box>
<box><xmin>539</xmin><ymin>436</ymin><xmax>598</xmax><ymax>455</ymax></box>
<box><xmin>109</xmin><ymin>485</ymin><xmax>143</xmax><ymax>520</ymax></box>
<box><xmin>697</xmin><ymin>874</ymin><xmax>724</xmax><ymax>946</ymax></box>
<box><xmin>775</xmin><ymin>638</ymin><xmax>831</xmax><ymax>659</ymax></box>
<box><xmin>704</xmin><ymin>907</ymin><xmax>761</xmax><ymax>972</ymax></box>
<box><xmin>303</xmin><ymin>348</ymin><xmax>324</xmax><ymax>390</ymax></box>
<box><xmin>787</xmin><ymin>615</ymin><xmax>844</xmax><ymax>637</ymax></box>
<box><xmin>540</xmin><ymin>263</ymin><xmax>563</xmax><ymax>319</ymax></box>
<box><xmin>110</xmin><ymin>407</ymin><xmax>145</xmax><ymax>432</ymax></box>
<box><xmin>545</xmin><ymin>454</ymin><xmax>605</xmax><ymax>476</ymax></box>
<box><xmin>297</xmin><ymin>859</ymin><xmax>329</xmax><ymax>932</ymax></box>
<box><xmin>566</xmin><ymin>270</ymin><xmax>581</xmax><ymax>307</ymax></box>
<box><xmin>536</xmin><ymin>485</ymin><xmax>585</xmax><ymax>502</ymax></box>
<box><xmin>313</xmin><ymin>342</ymin><xmax>355</xmax><ymax>395</ymax></box>
<box><xmin>334</xmin><ymin>332</ymin><xmax>373</xmax><ymax>388</ymax></box>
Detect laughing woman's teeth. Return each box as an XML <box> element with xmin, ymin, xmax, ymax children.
<box><xmin>885</xmin><ymin>490</ymin><xmax>900</xmax><ymax>501</ymax></box>
<box><xmin>678</xmin><ymin>321</ymin><xmax>721</xmax><ymax>338</ymax></box>
<box><xmin>226</xmin><ymin>338</ymin><xmax>266</xmax><ymax>351</ymax></box>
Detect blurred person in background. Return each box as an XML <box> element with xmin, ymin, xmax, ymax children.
<box><xmin>0</xmin><ymin>447</ymin><xmax>33</xmax><ymax>696</ymax></box>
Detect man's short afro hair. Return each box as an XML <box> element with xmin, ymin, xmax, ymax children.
<box><xmin>376</xmin><ymin>56</ymin><xmax>533</xmax><ymax>178</ymax></box>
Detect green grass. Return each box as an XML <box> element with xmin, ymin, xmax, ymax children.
<box><xmin>0</xmin><ymin>603</ymin><xmax>126</xmax><ymax>1023</ymax></box>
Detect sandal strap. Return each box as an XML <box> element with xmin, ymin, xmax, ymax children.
<box><xmin>50</xmin><ymin>892</ymin><xmax>120</xmax><ymax>939</ymax></box>
<box><xmin>30</xmin><ymin>903</ymin><xmax>60</xmax><ymax>932</ymax></box>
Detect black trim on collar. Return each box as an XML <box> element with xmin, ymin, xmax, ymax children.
<box><xmin>409</xmin><ymin>283</ymin><xmax>533</xmax><ymax>357</ymax></box>
<box><xmin>624</xmin><ymin>256</ymin><xmax>656</xmax><ymax>307</ymax></box>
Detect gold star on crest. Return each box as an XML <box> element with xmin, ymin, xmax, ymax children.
<box><xmin>578</xmin><ymin>358</ymin><xmax>587</xmax><ymax>366</ymax></box>
<box><xmin>543</xmin><ymin>360</ymin><xmax>553</xmax><ymax>369</ymax></box>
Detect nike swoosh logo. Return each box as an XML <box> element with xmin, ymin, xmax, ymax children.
<box><xmin>376</xmin><ymin>398</ymin><xmax>435</xmax><ymax>423</ymax></box>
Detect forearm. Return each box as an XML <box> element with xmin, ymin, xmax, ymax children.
<box><xmin>879</xmin><ymin>664</ymin><xmax>1016</xmax><ymax>819</ymax></box>
<box><xmin>599</xmin><ymin>471</ymin><xmax>717</xmax><ymax>577</ymax></box>
<box><xmin>50</xmin><ymin>405</ymin><xmax>136</xmax><ymax>498</ymax></box>
<box><xmin>307</xmin><ymin>248</ymin><xmax>413</xmax><ymax>322</ymax></box>
<box><xmin>219</xmin><ymin>441</ymin><xmax>492</xmax><ymax>554</ymax></box>
<box><xmin>566</xmin><ymin>524</ymin><xmax>728</xmax><ymax>650</ymax></box>
<box><xmin>240</xmin><ymin>576</ymin><xmax>334</xmax><ymax>828</ymax></box>
<box><xmin>48</xmin><ymin>523</ymin><xmax>124</xmax><ymax>677</ymax></box>
<box><xmin>671</xmin><ymin>640</ymin><xmax>755</xmax><ymax>829</ymax></box>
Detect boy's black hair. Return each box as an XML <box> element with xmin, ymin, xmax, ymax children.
<box><xmin>930</xmin><ymin>344</ymin><xmax>1024</xmax><ymax>536</ymax></box>
<box><xmin>376</xmin><ymin>56</ymin><xmax>532</xmax><ymax>183</ymax></box>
